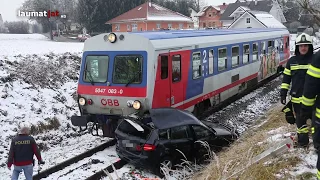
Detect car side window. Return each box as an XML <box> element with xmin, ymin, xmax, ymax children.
<box><xmin>159</xmin><ymin>129</ymin><xmax>170</xmax><ymax>140</ymax></box>
<box><xmin>192</xmin><ymin>125</ymin><xmax>212</xmax><ymax>139</ymax></box>
<box><xmin>171</xmin><ymin>126</ymin><xmax>189</xmax><ymax>139</ymax></box>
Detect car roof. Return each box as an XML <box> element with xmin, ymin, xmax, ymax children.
<box><xmin>149</xmin><ymin>107</ymin><xmax>205</xmax><ymax>130</ymax></box>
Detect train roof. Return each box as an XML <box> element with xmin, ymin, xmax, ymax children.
<box><xmin>125</xmin><ymin>28</ymin><xmax>289</xmax><ymax>40</ymax></box>
<box><xmin>83</xmin><ymin>28</ymin><xmax>289</xmax><ymax>52</ymax></box>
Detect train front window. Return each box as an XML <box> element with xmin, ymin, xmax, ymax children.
<box><xmin>113</xmin><ymin>55</ymin><xmax>143</xmax><ymax>84</ymax></box>
<box><xmin>84</xmin><ymin>55</ymin><xmax>109</xmax><ymax>83</ymax></box>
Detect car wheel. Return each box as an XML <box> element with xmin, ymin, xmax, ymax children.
<box><xmin>156</xmin><ymin>157</ymin><xmax>173</xmax><ymax>178</ymax></box>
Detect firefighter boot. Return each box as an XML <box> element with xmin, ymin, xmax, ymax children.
<box><xmin>297</xmin><ymin>125</ymin><xmax>310</xmax><ymax>147</ymax></box>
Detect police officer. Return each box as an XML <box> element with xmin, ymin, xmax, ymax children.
<box><xmin>301</xmin><ymin>50</ymin><xmax>320</xmax><ymax>180</ymax></box>
<box><xmin>7</xmin><ymin>123</ymin><xmax>45</xmax><ymax>180</ymax></box>
<box><xmin>280</xmin><ymin>33</ymin><xmax>314</xmax><ymax>147</ymax></box>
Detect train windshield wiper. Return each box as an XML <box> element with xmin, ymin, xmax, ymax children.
<box><xmin>84</xmin><ymin>69</ymin><xmax>95</xmax><ymax>85</ymax></box>
<box><xmin>125</xmin><ymin>71</ymin><xmax>141</xmax><ymax>87</ymax></box>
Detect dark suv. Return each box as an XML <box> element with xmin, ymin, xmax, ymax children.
<box><xmin>115</xmin><ymin>108</ymin><xmax>237</xmax><ymax>177</ymax></box>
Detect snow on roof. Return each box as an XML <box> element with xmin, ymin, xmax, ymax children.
<box><xmin>147</xmin><ymin>15</ymin><xmax>193</xmax><ymax>22</ymax></box>
<box><xmin>254</xmin><ymin>13</ymin><xmax>286</xmax><ymax>28</ymax></box>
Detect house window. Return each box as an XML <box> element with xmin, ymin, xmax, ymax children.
<box><xmin>218</xmin><ymin>48</ymin><xmax>227</xmax><ymax>71</ymax></box>
<box><xmin>208</xmin><ymin>22</ymin><xmax>212</xmax><ymax>27</ymax></box>
<box><xmin>179</xmin><ymin>23</ymin><xmax>183</xmax><ymax>29</ymax></box>
<box><xmin>156</xmin><ymin>23</ymin><xmax>161</xmax><ymax>29</ymax></box>
<box><xmin>127</xmin><ymin>24</ymin><xmax>130</xmax><ymax>31</ymax></box>
<box><xmin>192</xmin><ymin>52</ymin><xmax>202</xmax><ymax>79</ymax></box>
<box><xmin>213</xmin><ymin>22</ymin><xmax>216</xmax><ymax>27</ymax></box>
<box><xmin>209</xmin><ymin>50</ymin><xmax>214</xmax><ymax>74</ymax></box>
<box><xmin>172</xmin><ymin>55</ymin><xmax>181</xmax><ymax>82</ymax></box>
<box><xmin>188</xmin><ymin>24</ymin><xmax>192</xmax><ymax>28</ymax></box>
<box><xmin>246</xmin><ymin>18</ymin><xmax>250</xmax><ymax>24</ymax></box>
<box><xmin>253</xmin><ymin>43</ymin><xmax>258</xmax><ymax>61</ymax></box>
<box><xmin>168</xmin><ymin>24</ymin><xmax>172</xmax><ymax>29</ymax></box>
<box><xmin>203</xmin><ymin>22</ymin><xmax>206</xmax><ymax>28</ymax></box>
<box><xmin>115</xmin><ymin>24</ymin><xmax>120</xmax><ymax>31</ymax></box>
<box><xmin>208</xmin><ymin>13</ymin><xmax>212</xmax><ymax>17</ymax></box>
<box><xmin>132</xmin><ymin>24</ymin><xmax>138</xmax><ymax>31</ymax></box>
<box><xmin>232</xmin><ymin>46</ymin><xmax>240</xmax><ymax>67</ymax></box>
<box><xmin>243</xmin><ymin>44</ymin><xmax>250</xmax><ymax>64</ymax></box>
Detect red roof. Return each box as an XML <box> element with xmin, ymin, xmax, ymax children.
<box><xmin>106</xmin><ymin>2</ymin><xmax>193</xmax><ymax>24</ymax></box>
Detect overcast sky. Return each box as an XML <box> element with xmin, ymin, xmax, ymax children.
<box><xmin>0</xmin><ymin>0</ymin><xmax>237</xmax><ymax>22</ymax></box>
<box><xmin>0</xmin><ymin>0</ymin><xmax>26</xmax><ymax>22</ymax></box>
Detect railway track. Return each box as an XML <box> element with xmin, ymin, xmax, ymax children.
<box><xmin>32</xmin><ymin>139</ymin><xmax>116</xmax><ymax>180</ymax></box>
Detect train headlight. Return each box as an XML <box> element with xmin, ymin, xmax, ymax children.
<box><xmin>108</xmin><ymin>33</ymin><xmax>117</xmax><ymax>43</ymax></box>
<box><xmin>79</xmin><ymin>98</ymin><xmax>86</xmax><ymax>106</ymax></box>
<box><xmin>133</xmin><ymin>100</ymin><xmax>141</xmax><ymax>110</ymax></box>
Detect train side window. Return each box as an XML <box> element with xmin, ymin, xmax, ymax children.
<box><xmin>161</xmin><ymin>56</ymin><xmax>168</xmax><ymax>79</ymax></box>
<box><xmin>243</xmin><ymin>44</ymin><xmax>250</xmax><ymax>64</ymax></box>
<box><xmin>252</xmin><ymin>43</ymin><xmax>258</xmax><ymax>61</ymax></box>
<box><xmin>218</xmin><ymin>48</ymin><xmax>227</xmax><ymax>72</ymax></box>
<box><xmin>286</xmin><ymin>37</ymin><xmax>289</xmax><ymax>48</ymax></box>
<box><xmin>192</xmin><ymin>52</ymin><xmax>202</xmax><ymax>79</ymax></box>
<box><xmin>261</xmin><ymin>41</ymin><xmax>266</xmax><ymax>54</ymax></box>
<box><xmin>209</xmin><ymin>49</ymin><xmax>214</xmax><ymax>74</ymax></box>
<box><xmin>268</xmin><ymin>40</ymin><xmax>273</xmax><ymax>53</ymax></box>
<box><xmin>172</xmin><ymin>55</ymin><xmax>181</xmax><ymax>82</ymax></box>
<box><xmin>232</xmin><ymin>46</ymin><xmax>240</xmax><ymax>67</ymax></box>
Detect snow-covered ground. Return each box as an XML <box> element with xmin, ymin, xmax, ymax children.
<box><xmin>0</xmin><ymin>34</ymin><xmax>112</xmax><ymax>179</ymax></box>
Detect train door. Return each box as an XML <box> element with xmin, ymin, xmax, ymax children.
<box><xmin>152</xmin><ymin>55</ymin><xmax>171</xmax><ymax>108</ymax></box>
<box><xmin>169</xmin><ymin>52</ymin><xmax>184</xmax><ymax>108</ymax></box>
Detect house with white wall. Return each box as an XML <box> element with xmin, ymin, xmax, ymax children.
<box><xmin>228</xmin><ymin>10</ymin><xmax>286</xmax><ymax>29</ymax></box>
<box><xmin>220</xmin><ymin>0</ymin><xmax>286</xmax><ymax>27</ymax></box>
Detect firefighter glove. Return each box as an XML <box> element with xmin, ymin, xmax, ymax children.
<box><xmin>281</xmin><ymin>96</ymin><xmax>286</xmax><ymax>105</ymax></box>
<box><xmin>282</xmin><ymin>101</ymin><xmax>295</xmax><ymax>124</ymax></box>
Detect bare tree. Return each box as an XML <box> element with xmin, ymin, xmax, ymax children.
<box><xmin>296</xmin><ymin>0</ymin><xmax>320</xmax><ymax>25</ymax></box>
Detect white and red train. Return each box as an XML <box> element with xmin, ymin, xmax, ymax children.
<box><xmin>71</xmin><ymin>28</ymin><xmax>290</xmax><ymax>137</ymax></box>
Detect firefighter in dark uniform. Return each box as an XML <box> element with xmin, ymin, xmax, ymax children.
<box><xmin>7</xmin><ymin>123</ymin><xmax>45</xmax><ymax>180</ymax></box>
<box><xmin>301</xmin><ymin>49</ymin><xmax>320</xmax><ymax>180</ymax></box>
<box><xmin>280</xmin><ymin>33</ymin><xmax>314</xmax><ymax>147</ymax></box>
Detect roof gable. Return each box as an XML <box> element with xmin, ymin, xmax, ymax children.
<box><xmin>228</xmin><ymin>10</ymin><xmax>286</xmax><ymax>29</ymax></box>
<box><xmin>106</xmin><ymin>2</ymin><xmax>192</xmax><ymax>24</ymax></box>
<box><xmin>228</xmin><ymin>11</ymin><xmax>267</xmax><ymax>29</ymax></box>
<box><xmin>195</xmin><ymin>5</ymin><xmax>224</xmax><ymax>17</ymax></box>
<box><xmin>221</xmin><ymin>0</ymin><xmax>273</xmax><ymax>21</ymax></box>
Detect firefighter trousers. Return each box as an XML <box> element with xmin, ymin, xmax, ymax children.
<box><xmin>293</xmin><ymin>103</ymin><xmax>309</xmax><ymax>146</ymax></box>
<box><xmin>313</xmin><ymin>111</ymin><xmax>320</xmax><ymax>179</ymax></box>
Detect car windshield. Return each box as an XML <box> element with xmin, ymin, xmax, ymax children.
<box><xmin>83</xmin><ymin>55</ymin><xmax>109</xmax><ymax>83</ymax></box>
<box><xmin>117</xmin><ymin>119</ymin><xmax>152</xmax><ymax>140</ymax></box>
<box><xmin>112</xmin><ymin>55</ymin><xmax>143</xmax><ymax>84</ymax></box>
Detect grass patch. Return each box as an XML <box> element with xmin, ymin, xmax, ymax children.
<box><xmin>193</xmin><ymin>103</ymin><xmax>302</xmax><ymax>180</ymax></box>
<box><xmin>29</xmin><ymin>117</ymin><xmax>61</xmax><ymax>135</ymax></box>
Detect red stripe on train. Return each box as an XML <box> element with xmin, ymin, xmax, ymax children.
<box><xmin>177</xmin><ymin>73</ymin><xmax>258</xmax><ymax>109</ymax></box>
<box><xmin>77</xmin><ymin>85</ymin><xmax>146</xmax><ymax>97</ymax></box>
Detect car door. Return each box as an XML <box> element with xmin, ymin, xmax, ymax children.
<box><xmin>190</xmin><ymin>125</ymin><xmax>216</xmax><ymax>161</ymax></box>
<box><xmin>168</xmin><ymin>125</ymin><xmax>193</xmax><ymax>163</ymax></box>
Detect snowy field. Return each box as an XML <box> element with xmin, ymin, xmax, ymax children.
<box><xmin>0</xmin><ymin>33</ymin><xmax>109</xmax><ymax>179</ymax></box>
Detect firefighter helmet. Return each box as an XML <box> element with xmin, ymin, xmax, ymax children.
<box><xmin>295</xmin><ymin>33</ymin><xmax>313</xmax><ymax>46</ymax></box>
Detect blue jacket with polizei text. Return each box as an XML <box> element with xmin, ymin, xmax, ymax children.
<box><xmin>7</xmin><ymin>134</ymin><xmax>42</xmax><ymax>167</ymax></box>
